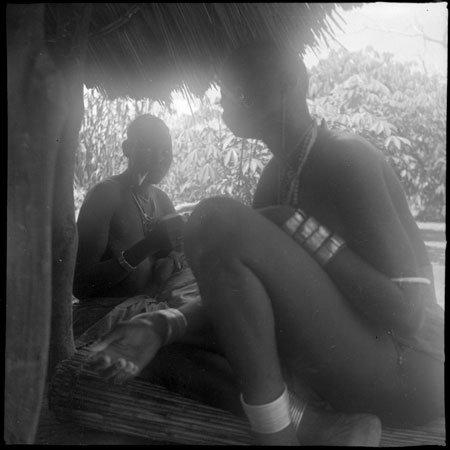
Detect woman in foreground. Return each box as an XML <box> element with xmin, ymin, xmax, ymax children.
<box><xmin>88</xmin><ymin>43</ymin><xmax>444</xmax><ymax>446</ymax></box>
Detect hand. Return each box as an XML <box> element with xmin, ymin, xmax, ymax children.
<box><xmin>87</xmin><ymin>318</ymin><xmax>164</xmax><ymax>384</ymax></box>
<box><xmin>153</xmin><ymin>256</ymin><xmax>176</xmax><ymax>286</ymax></box>
<box><xmin>153</xmin><ymin>250</ymin><xmax>184</xmax><ymax>285</ymax></box>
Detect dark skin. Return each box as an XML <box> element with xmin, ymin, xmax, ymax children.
<box><xmin>74</xmin><ymin>117</ymin><xmax>236</xmax><ymax>411</ymax></box>
<box><xmin>88</xmin><ymin>48</ymin><xmax>443</xmax><ymax>445</ymax></box>
<box><xmin>73</xmin><ymin>119</ymin><xmax>179</xmax><ymax>300</ymax></box>
<box><xmin>254</xmin><ymin>131</ymin><xmax>435</xmax><ymax>337</ymax></box>
<box><xmin>218</xmin><ymin>49</ymin><xmax>435</xmax><ymax>338</ymax></box>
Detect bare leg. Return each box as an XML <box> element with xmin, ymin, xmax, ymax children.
<box><xmin>140</xmin><ymin>343</ymin><xmax>243</xmax><ymax>416</ymax></box>
<box><xmin>88</xmin><ymin>197</ymin><xmax>442</xmax><ymax>443</ymax></box>
<box><xmin>183</xmin><ymin>197</ymin><xmax>440</xmax><ymax>441</ymax></box>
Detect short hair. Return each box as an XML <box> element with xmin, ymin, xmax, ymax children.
<box><xmin>220</xmin><ymin>42</ymin><xmax>309</xmax><ymax>95</ymax></box>
<box><xmin>127</xmin><ymin>114</ymin><xmax>169</xmax><ymax>142</ymax></box>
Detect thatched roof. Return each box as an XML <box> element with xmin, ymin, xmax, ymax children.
<box><xmin>46</xmin><ymin>3</ymin><xmax>357</xmax><ymax>102</ymax></box>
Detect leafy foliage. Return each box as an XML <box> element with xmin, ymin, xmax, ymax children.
<box><xmin>74</xmin><ymin>89</ymin><xmax>155</xmax><ymax>213</ymax></box>
<box><xmin>75</xmin><ymin>47</ymin><xmax>446</xmax><ymax>221</ymax></box>
<box><xmin>160</xmin><ymin>96</ymin><xmax>270</xmax><ymax>207</ymax></box>
<box><xmin>308</xmin><ymin>47</ymin><xmax>446</xmax><ymax>221</ymax></box>
<box><xmin>74</xmin><ymin>88</ymin><xmax>270</xmax><ymax>215</ymax></box>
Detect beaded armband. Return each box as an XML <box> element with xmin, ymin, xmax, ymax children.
<box><xmin>117</xmin><ymin>251</ymin><xmax>137</xmax><ymax>272</ymax></box>
<box><xmin>282</xmin><ymin>209</ymin><xmax>346</xmax><ymax>267</ymax></box>
<box><xmin>314</xmin><ymin>234</ymin><xmax>346</xmax><ymax>266</ymax></box>
<box><xmin>283</xmin><ymin>210</ymin><xmax>307</xmax><ymax>235</ymax></box>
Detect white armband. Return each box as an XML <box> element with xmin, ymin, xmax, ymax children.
<box><xmin>391</xmin><ymin>277</ymin><xmax>431</xmax><ymax>285</ymax></box>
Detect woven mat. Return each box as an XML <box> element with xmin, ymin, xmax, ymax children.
<box><xmin>380</xmin><ymin>416</ymin><xmax>445</xmax><ymax>447</ymax></box>
<box><xmin>47</xmin><ymin>351</ymin><xmax>445</xmax><ymax>446</ymax></box>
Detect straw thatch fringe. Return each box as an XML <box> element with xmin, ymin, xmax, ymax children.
<box><xmin>49</xmin><ymin>351</ymin><xmax>252</xmax><ymax>445</ymax></box>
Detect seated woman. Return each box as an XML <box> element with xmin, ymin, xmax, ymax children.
<box><xmin>87</xmin><ymin>44</ymin><xmax>444</xmax><ymax>446</ymax></box>
<box><xmin>73</xmin><ymin>114</ymin><xmax>184</xmax><ymax>345</ymax></box>
<box><xmin>73</xmin><ymin>114</ymin><xmax>241</xmax><ymax>413</ymax></box>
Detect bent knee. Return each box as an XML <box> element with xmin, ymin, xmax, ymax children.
<box><xmin>184</xmin><ymin>197</ymin><xmax>250</xmax><ymax>264</ymax></box>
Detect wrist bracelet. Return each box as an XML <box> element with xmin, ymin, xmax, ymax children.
<box><xmin>282</xmin><ymin>210</ymin><xmax>346</xmax><ymax>267</ymax></box>
<box><xmin>117</xmin><ymin>251</ymin><xmax>137</xmax><ymax>272</ymax></box>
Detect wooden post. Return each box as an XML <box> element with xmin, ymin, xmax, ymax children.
<box><xmin>6</xmin><ymin>4</ymin><xmax>67</xmax><ymax>443</ymax></box>
<box><xmin>47</xmin><ymin>3</ymin><xmax>92</xmax><ymax>378</ymax></box>
<box><xmin>6</xmin><ymin>3</ymin><xmax>91</xmax><ymax>442</ymax></box>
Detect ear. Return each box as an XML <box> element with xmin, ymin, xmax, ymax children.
<box><xmin>122</xmin><ymin>139</ymin><xmax>132</xmax><ymax>157</ymax></box>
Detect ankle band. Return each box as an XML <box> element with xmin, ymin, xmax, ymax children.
<box><xmin>240</xmin><ymin>385</ymin><xmax>291</xmax><ymax>434</ymax></box>
<box><xmin>289</xmin><ymin>391</ymin><xmax>307</xmax><ymax>432</ymax></box>
<box><xmin>130</xmin><ymin>308</ymin><xmax>188</xmax><ymax>345</ymax></box>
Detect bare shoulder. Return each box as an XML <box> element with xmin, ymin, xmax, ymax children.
<box><xmin>88</xmin><ymin>177</ymin><xmax>123</xmax><ymax>200</ymax></box>
<box><xmin>316</xmin><ymin>129</ymin><xmax>386</xmax><ymax>186</ymax></box>
<box><xmin>325</xmin><ymin>129</ymin><xmax>382</xmax><ymax>166</ymax></box>
<box><xmin>79</xmin><ymin>177</ymin><xmax>123</xmax><ymax>216</ymax></box>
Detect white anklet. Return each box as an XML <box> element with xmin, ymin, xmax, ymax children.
<box><xmin>240</xmin><ymin>384</ymin><xmax>291</xmax><ymax>434</ymax></box>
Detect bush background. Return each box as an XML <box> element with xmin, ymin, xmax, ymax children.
<box><xmin>75</xmin><ymin>48</ymin><xmax>446</xmax><ymax>222</ymax></box>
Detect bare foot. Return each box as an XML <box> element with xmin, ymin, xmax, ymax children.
<box><xmin>297</xmin><ymin>405</ymin><xmax>382</xmax><ymax>446</ymax></box>
<box><xmin>87</xmin><ymin>318</ymin><xmax>165</xmax><ymax>384</ymax></box>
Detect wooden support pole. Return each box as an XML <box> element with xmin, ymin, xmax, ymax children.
<box><xmin>6</xmin><ymin>4</ymin><xmax>67</xmax><ymax>443</ymax></box>
<box><xmin>48</xmin><ymin>3</ymin><xmax>92</xmax><ymax>378</ymax></box>
<box><xmin>6</xmin><ymin>3</ymin><xmax>91</xmax><ymax>442</ymax></box>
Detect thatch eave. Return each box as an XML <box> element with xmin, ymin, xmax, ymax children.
<box><xmin>45</xmin><ymin>3</ymin><xmax>359</xmax><ymax>103</ymax></box>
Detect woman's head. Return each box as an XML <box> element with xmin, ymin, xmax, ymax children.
<box><xmin>219</xmin><ymin>42</ymin><xmax>309</xmax><ymax>139</ymax></box>
<box><xmin>122</xmin><ymin>114</ymin><xmax>173</xmax><ymax>184</ymax></box>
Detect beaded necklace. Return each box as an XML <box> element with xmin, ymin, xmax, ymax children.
<box><xmin>279</xmin><ymin>120</ymin><xmax>318</xmax><ymax>206</ymax></box>
<box><xmin>131</xmin><ymin>188</ymin><xmax>156</xmax><ymax>236</ymax></box>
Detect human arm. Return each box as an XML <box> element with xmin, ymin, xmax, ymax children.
<box><xmin>323</xmin><ymin>145</ymin><xmax>428</xmax><ymax>336</ymax></box>
<box><xmin>73</xmin><ymin>182</ymin><xmax>184</xmax><ymax>299</ymax></box>
<box><xmin>73</xmin><ymin>182</ymin><xmax>129</xmax><ymax>298</ymax></box>
<box><xmin>288</xmin><ymin>142</ymin><xmax>429</xmax><ymax>337</ymax></box>
<box><xmin>258</xmin><ymin>142</ymin><xmax>429</xmax><ymax>337</ymax></box>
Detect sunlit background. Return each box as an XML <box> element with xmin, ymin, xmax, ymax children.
<box><xmin>77</xmin><ymin>2</ymin><xmax>447</xmax><ymax>306</ymax></box>
<box><xmin>171</xmin><ymin>2</ymin><xmax>447</xmax><ymax>114</ymax></box>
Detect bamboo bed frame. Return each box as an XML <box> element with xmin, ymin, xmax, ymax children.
<box><xmin>47</xmin><ymin>351</ymin><xmax>445</xmax><ymax>446</ymax></box>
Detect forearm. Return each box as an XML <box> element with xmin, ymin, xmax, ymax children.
<box><xmin>325</xmin><ymin>247</ymin><xmax>423</xmax><ymax>334</ymax></box>
<box><xmin>282</xmin><ymin>210</ymin><xmax>425</xmax><ymax>335</ymax></box>
<box><xmin>135</xmin><ymin>297</ymin><xmax>214</xmax><ymax>351</ymax></box>
<box><xmin>74</xmin><ymin>238</ymin><xmax>160</xmax><ymax>298</ymax></box>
